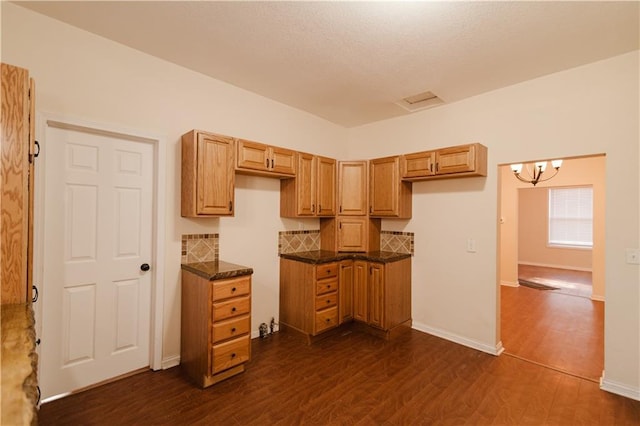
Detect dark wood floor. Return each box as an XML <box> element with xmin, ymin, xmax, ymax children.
<box><xmin>502</xmin><ymin>265</ymin><xmax>603</xmax><ymax>381</ymax></box>
<box><xmin>39</xmin><ymin>328</ymin><xmax>638</xmax><ymax>425</ymax></box>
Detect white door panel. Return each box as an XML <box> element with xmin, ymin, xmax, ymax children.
<box><xmin>41</xmin><ymin>126</ymin><xmax>153</xmax><ymax>399</ymax></box>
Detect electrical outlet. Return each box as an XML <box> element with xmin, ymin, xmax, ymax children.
<box><xmin>625</xmin><ymin>248</ymin><xmax>640</xmax><ymax>265</ymax></box>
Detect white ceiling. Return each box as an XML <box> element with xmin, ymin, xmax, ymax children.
<box><xmin>15</xmin><ymin>1</ymin><xmax>640</xmax><ymax>128</ymax></box>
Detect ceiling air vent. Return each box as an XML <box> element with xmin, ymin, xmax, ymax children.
<box><xmin>396</xmin><ymin>91</ymin><xmax>444</xmax><ymax>112</ymax></box>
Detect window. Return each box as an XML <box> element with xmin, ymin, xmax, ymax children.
<box><xmin>548</xmin><ymin>186</ymin><xmax>593</xmax><ymax>248</ymax></box>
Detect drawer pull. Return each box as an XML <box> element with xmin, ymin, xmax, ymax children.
<box><xmin>231</xmin><ymin>327</ymin><xmax>236</xmax><ymax>332</ymax></box>
<box><xmin>231</xmin><ymin>353</ymin><xmax>237</xmax><ymax>359</ymax></box>
<box><xmin>231</xmin><ymin>287</ymin><xmax>237</xmax><ymax>292</ymax></box>
<box><xmin>325</xmin><ymin>318</ymin><xmax>331</xmax><ymax>323</ymax></box>
<box><xmin>326</xmin><ymin>285</ymin><xmax>331</xmax><ymax>289</ymax></box>
<box><xmin>231</xmin><ymin>307</ymin><xmax>237</xmax><ymax>312</ymax></box>
<box><xmin>326</xmin><ymin>300</ymin><xmax>331</xmax><ymax>304</ymax></box>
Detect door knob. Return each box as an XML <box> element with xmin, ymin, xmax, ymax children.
<box><xmin>140</xmin><ymin>263</ymin><xmax>150</xmax><ymax>272</ymax></box>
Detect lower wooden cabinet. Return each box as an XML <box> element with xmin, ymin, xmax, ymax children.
<box><xmin>279</xmin><ymin>259</ymin><xmax>339</xmax><ymax>343</ymax></box>
<box><xmin>181</xmin><ymin>271</ymin><xmax>252</xmax><ymax>388</ymax></box>
<box><xmin>346</xmin><ymin>258</ymin><xmax>412</xmax><ymax>338</ymax></box>
<box><xmin>282</xmin><ymin>256</ymin><xmax>411</xmax><ymax>342</ymax></box>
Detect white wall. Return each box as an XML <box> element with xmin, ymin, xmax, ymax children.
<box><xmin>3</xmin><ymin>2</ymin><xmax>639</xmax><ymax>400</ymax></box>
<box><xmin>1</xmin><ymin>3</ymin><xmax>346</xmax><ymax>366</ymax></box>
<box><xmin>347</xmin><ymin>52</ymin><xmax>640</xmax><ymax>398</ymax></box>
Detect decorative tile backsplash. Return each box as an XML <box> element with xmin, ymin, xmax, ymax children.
<box><xmin>181</xmin><ymin>233</ymin><xmax>219</xmax><ymax>264</ymax></box>
<box><xmin>278</xmin><ymin>230</ymin><xmax>320</xmax><ymax>254</ymax></box>
<box><xmin>277</xmin><ymin>229</ymin><xmax>414</xmax><ymax>255</ymax></box>
<box><xmin>380</xmin><ymin>231</ymin><xmax>414</xmax><ymax>255</ymax></box>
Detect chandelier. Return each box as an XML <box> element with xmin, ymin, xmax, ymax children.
<box><xmin>510</xmin><ymin>160</ymin><xmax>563</xmax><ymax>186</ymax></box>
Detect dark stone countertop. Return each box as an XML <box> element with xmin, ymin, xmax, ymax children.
<box><xmin>181</xmin><ymin>260</ymin><xmax>253</xmax><ymax>281</ymax></box>
<box><xmin>279</xmin><ymin>250</ymin><xmax>411</xmax><ymax>264</ymax></box>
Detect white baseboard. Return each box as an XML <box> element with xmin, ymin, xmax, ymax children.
<box><xmin>600</xmin><ymin>372</ymin><xmax>640</xmax><ymax>401</ymax></box>
<box><xmin>161</xmin><ymin>355</ymin><xmax>180</xmax><ymax>370</ymax></box>
<box><xmin>500</xmin><ymin>280</ymin><xmax>519</xmax><ymax>287</ymax></box>
<box><xmin>412</xmin><ymin>321</ymin><xmax>504</xmax><ymax>356</ymax></box>
<box><xmin>518</xmin><ymin>261</ymin><xmax>592</xmax><ymax>273</ymax></box>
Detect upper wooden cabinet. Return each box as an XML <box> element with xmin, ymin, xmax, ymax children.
<box><xmin>338</xmin><ymin>161</ymin><xmax>367</xmax><ymax>216</ymax></box>
<box><xmin>280</xmin><ymin>153</ymin><xmax>336</xmax><ymax>217</ymax></box>
<box><xmin>369</xmin><ymin>156</ymin><xmax>412</xmax><ymax>219</ymax></box>
<box><xmin>401</xmin><ymin>143</ymin><xmax>488</xmax><ymax>181</ymax></box>
<box><xmin>1</xmin><ymin>63</ymin><xmax>35</xmax><ymax>304</ymax></box>
<box><xmin>236</xmin><ymin>139</ymin><xmax>296</xmax><ymax>177</ymax></box>
<box><xmin>181</xmin><ymin>130</ymin><xmax>235</xmax><ymax>217</ymax></box>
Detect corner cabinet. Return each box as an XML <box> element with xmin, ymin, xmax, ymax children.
<box><xmin>236</xmin><ymin>138</ymin><xmax>296</xmax><ymax>178</ymax></box>
<box><xmin>279</xmin><ymin>259</ymin><xmax>339</xmax><ymax>343</ymax></box>
<box><xmin>352</xmin><ymin>257</ymin><xmax>412</xmax><ymax>339</ymax></box>
<box><xmin>181</xmin><ymin>130</ymin><xmax>235</xmax><ymax>217</ymax></box>
<box><xmin>338</xmin><ymin>160</ymin><xmax>368</xmax><ymax>215</ymax></box>
<box><xmin>280</xmin><ymin>153</ymin><xmax>336</xmax><ymax>217</ymax></box>
<box><xmin>401</xmin><ymin>143</ymin><xmax>488</xmax><ymax>181</ymax></box>
<box><xmin>181</xmin><ymin>270</ymin><xmax>252</xmax><ymax>388</ymax></box>
<box><xmin>369</xmin><ymin>156</ymin><xmax>412</xmax><ymax>218</ymax></box>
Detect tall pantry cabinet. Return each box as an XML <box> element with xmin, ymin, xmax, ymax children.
<box><xmin>1</xmin><ymin>63</ymin><xmax>36</xmax><ymax>304</ymax></box>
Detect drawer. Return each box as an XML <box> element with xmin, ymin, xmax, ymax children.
<box><xmin>315</xmin><ymin>277</ymin><xmax>338</xmax><ymax>296</ymax></box>
<box><xmin>213</xmin><ymin>296</ymin><xmax>251</xmax><ymax>321</ymax></box>
<box><xmin>212</xmin><ymin>276</ymin><xmax>251</xmax><ymax>302</ymax></box>
<box><xmin>316</xmin><ymin>263</ymin><xmax>338</xmax><ymax>279</ymax></box>
<box><xmin>212</xmin><ymin>315</ymin><xmax>250</xmax><ymax>344</ymax></box>
<box><xmin>211</xmin><ymin>335</ymin><xmax>250</xmax><ymax>374</ymax></box>
<box><xmin>314</xmin><ymin>306</ymin><xmax>338</xmax><ymax>334</ymax></box>
<box><xmin>314</xmin><ymin>292</ymin><xmax>337</xmax><ymax>311</ymax></box>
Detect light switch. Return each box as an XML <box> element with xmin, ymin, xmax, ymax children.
<box><xmin>467</xmin><ymin>238</ymin><xmax>477</xmax><ymax>253</ymax></box>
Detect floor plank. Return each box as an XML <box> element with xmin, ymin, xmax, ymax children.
<box><xmin>502</xmin><ymin>265</ymin><xmax>603</xmax><ymax>381</ymax></box>
<box><xmin>39</xmin><ymin>328</ymin><xmax>638</xmax><ymax>425</ymax></box>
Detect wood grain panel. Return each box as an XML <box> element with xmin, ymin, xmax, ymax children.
<box><xmin>1</xmin><ymin>63</ymin><xmax>31</xmax><ymax>304</ymax></box>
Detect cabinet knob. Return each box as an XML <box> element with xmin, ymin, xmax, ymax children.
<box><xmin>231</xmin><ymin>353</ymin><xmax>236</xmax><ymax>359</ymax></box>
<box><xmin>231</xmin><ymin>287</ymin><xmax>237</xmax><ymax>292</ymax></box>
<box><xmin>231</xmin><ymin>307</ymin><xmax>237</xmax><ymax>312</ymax></box>
<box><xmin>231</xmin><ymin>327</ymin><xmax>236</xmax><ymax>333</ymax></box>
<box><xmin>326</xmin><ymin>300</ymin><xmax>331</xmax><ymax>304</ymax></box>
<box><xmin>326</xmin><ymin>318</ymin><xmax>331</xmax><ymax>323</ymax></box>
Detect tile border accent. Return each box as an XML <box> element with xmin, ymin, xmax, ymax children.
<box><xmin>181</xmin><ymin>233</ymin><xmax>219</xmax><ymax>264</ymax></box>
<box><xmin>278</xmin><ymin>230</ymin><xmax>321</xmax><ymax>254</ymax></box>
<box><xmin>380</xmin><ymin>230</ymin><xmax>414</xmax><ymax>255</ymax></box>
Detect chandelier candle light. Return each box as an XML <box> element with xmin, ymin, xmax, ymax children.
<box><xmin>510</xmin><ymin>160</ymin><xmax>563</xmax><ymax>186</ymax></box>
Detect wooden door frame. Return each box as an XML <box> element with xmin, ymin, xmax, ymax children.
<box><xmin>33</xmin><ymin>112</ymin><xmax>166</xmax><ymax>372</ymax></box>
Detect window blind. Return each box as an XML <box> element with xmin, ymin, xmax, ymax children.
<box><xmin>548</xmin><ymin>187</ymin><xmax>593</xmax><ymax>248</ymax></box>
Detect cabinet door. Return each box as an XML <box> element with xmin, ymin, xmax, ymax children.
<box><xmin>295</xmin><ymin>153</ymin><xmax>315</xmax><ymax>216</ymax></box>
<box><xmin>236</xmin><ymin>139</ymin><xmax>270</xmax><ymax>172</ymax></box>
<box><xmin>316</xmin><ymin>156</ymin><xmax>336</xmax><ymax>216</ymax></box>
<box><xmin>368</xmin><ymin>263</ymin><xmax>384</xmax><ymax>329</ymax></box>
<box><xmin>435</xmin><ymin>145</ymin><xmax>475</xmax><ymax>175</ymax></box>
<box><xmin>352</xmin><ymin>260</ymin><xmax>368</xmax><ymax>322</ymax></box>
<box><xmin>339</xmin><ymin>261</ymin><xmax>354</xmax><ymax>323</ymax></box>
<box><xmin>338</xmin><ymin>161</ymin><xmax>367</xmax><ymax>215</ymax></box>
<box><xmin>1</xmin><ymin>63</ymin><xmax>32</xmax><ymax>303</ymax></box>
<box><xmin>337</xmin><ymin>217</ymin><xmax>367</xmax><ymax>252</ymax></box>
<box><xmin>270</xmin><ymin>146</ymin><xmax>296</xmax><ymax>176</ymax></box>
<box><xmin>197</xmin><ymin>133</ymin><xmax>235</xmax><ymax>215</ymax></box>
<box><xmin>402</xmin><ymin>151</ymin><xmax>435</xmax><ymax>178</ymax></box>
<box><xmin>369</xmin><ymin>156</ymin><xmax>412</xmax><ymax>218</ymax></box>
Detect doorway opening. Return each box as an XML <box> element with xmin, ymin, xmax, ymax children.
<box><xmin>498</xmin><ymin>154</ymin><xmax>605</xmax><ymax>381</ymax></box>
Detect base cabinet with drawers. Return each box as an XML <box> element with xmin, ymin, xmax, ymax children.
<box><xmin>280</xmin><ymin>254</ymin><xmax>411</xmax><ymax>342</ymax></box>
<box><xmin>181</xmin><ymin>270</ymin><xmax>252</xmax><ymax>388</ymax></box>
<box><xmin>279</xmin><ymin>259</ymin><xmax>339</xmax><ymax>343</ymax></box>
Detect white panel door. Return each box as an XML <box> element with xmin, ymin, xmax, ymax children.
<box><xmin>41</xmin><ymin>126</ymin><xmax>153</xmax><ymax>399</ymax></box>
